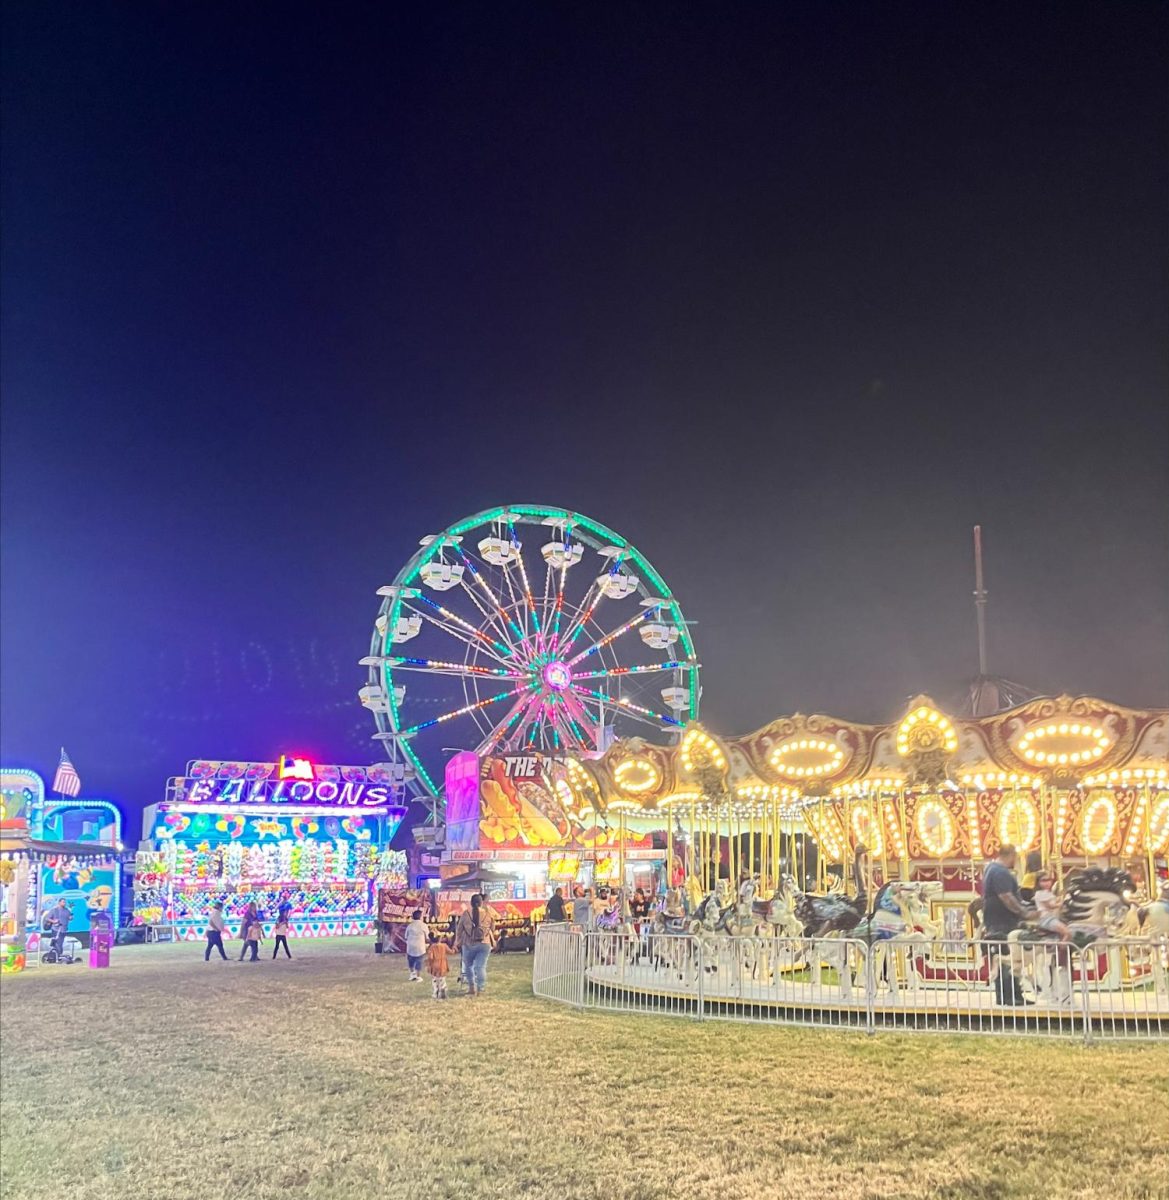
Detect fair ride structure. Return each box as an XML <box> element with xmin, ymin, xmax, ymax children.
<box><xmin>554</xmin><ymin>695</ymin><xmax>1169</xmax><ymax>1014</ymax></box>
<box><xmin>360</xmin><ymin>504</ymin><xmax>700</xmax><ymax>883</ymax></box>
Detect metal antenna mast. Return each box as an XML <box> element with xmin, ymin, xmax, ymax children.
<box><xmin>973</xmin><ymin>524</ymin><xmax>989</xmax><ymax>676</ymax></box>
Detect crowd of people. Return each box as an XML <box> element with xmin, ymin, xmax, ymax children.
<box><xmin>201</xmin><ymin>891</ymin><xmax>504</xmax><ymax>1000</ymax></box>
<box><xmin>202</xmin><ymin>899</ymin><xmax>294</xmax><ymax>962</ymax></box>
<box><xmin>542</xmin><ymin>884</ymin><xmax>652</xmax><ymax>931</ymax></box>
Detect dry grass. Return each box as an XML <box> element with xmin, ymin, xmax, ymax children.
<box><xmin>1</xmin><ymin>938</ymin><xmax>1167</xmax><ymax>1200</ymax></box>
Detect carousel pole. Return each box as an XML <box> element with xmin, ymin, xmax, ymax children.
<box><xmin>817</xmin><ymin>796</ymin><xmax>827</xmax><ymax>891</ymax></box>
<box><xmin>874</xmin><ymin>789</ymin><xmax>888</xmax><ymax>884</ymax></box>
<box><xmin>897</xmin><ymin>787</ymin><xmax>911</xmax><ymax>879</ymax></box>
<box><xmin>666</xmin><ymin>805</ymin><xmax>673</xmax><ymax>896</ymax></box>
<box><xmin>749</xmin><ymin>805</ymin><xmax>756</xmax><ymax>884</ymax></box>
<box><xmin>689</xmin><ymin>797</ymin><xmax>696</xmax><ymax>891</ymax></box>
<box><xmin>705</xmin><ymin>806</ymin><xmax>715</xmax><ymax>892</ymax></box>
<box><xmin>843</xmin><ymin>793</ymin><xmax>853</xmax><ymax>893</ymax></box>
<box><xmin>1144</xmin><ymin>782</ymin><xmax>1155</xmax><ymax>897</ymax></box>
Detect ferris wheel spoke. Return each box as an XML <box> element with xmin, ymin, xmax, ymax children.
<box><xmin>452</xmin><ymin>546</ymin><xmax>529</xmax><ymax>653</ymax></box>
<box><xmin>400</xmin><ymin>602</ymin><xmax>515</xmax><ymax>669</ymax></box>
<box><xmin>411</xmin><ymin>593</ymin><xmax>510</xmax><ymax>656</ymax></box>
<box><xmin>555</xmin><ymin>579</ymin><xmax>605</xmax><ymax>655</ymax></box>
<box><xmin>571</xmin><ymin>660</ymin><xmax>691</xmax><ymax>682</ymax></box>
<box><xmin>571</xmin><ymin>684</ymin><xmax>684</xmax><ymax>731</ymax></box>
<box><xmin>505</xmin><ymin>519</ymin><xmax>547</xmax><ymax>653</ymax></box>
<box><xmin>561</xmin><ymin>686</ymin><xmax>601</xmax><ymax>744</ymax></box>
<box><xmin>565</xmin><ymin>603</ymin><xmax>663</xmax><ymax>668</ymax></box>
<box><xmin>397</xmin><ymin>682</ymin><xmax>534</xmax><ymax>737</ymax></box>
<box><xmin>478</xmin><ymin>690</ymin><xmax>541</xmax><ymax>755</ymax></box>
<box><xmin>388</xmin><ymin>657</ymin><xmax>525</xmax><ymax>680</ymax></box>
<box><xmin>547</xmin><ymin>522</ymin><xmax>578</xmax><ymax>654</ymax></box>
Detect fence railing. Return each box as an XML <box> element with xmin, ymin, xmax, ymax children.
<box><xmin>531</xmin><ymin>927</ymin><xmax>1169</xmax><ymax>1043</ymax></box>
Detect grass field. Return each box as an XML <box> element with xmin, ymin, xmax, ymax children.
<box><xmin>2</xmin><ymin>938</ymin><xmax>1167</xmax><ymax>1200</ymax></box>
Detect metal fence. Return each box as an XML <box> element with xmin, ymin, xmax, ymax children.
<box><xmin>531</xmin><ymin>926</ymin><xmax>1169</xmax><ymax>1043</ymax></box>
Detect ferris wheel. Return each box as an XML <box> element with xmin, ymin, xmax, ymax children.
<box><xmin>360</xmin><ymin>505</ymin><xmax>700</xmax><ymax>799</ymax></box>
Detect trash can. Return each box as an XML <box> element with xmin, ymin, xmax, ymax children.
<box><xmin>88</xmin><ymin>911</ymin><xmax>114</xmax><ymax>969</ymax></box>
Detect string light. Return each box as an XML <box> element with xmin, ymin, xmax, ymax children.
<box><xmin>680</xmin><ymin>727</ymin><xmax>726</xmax><ymax>773</ymax></box>
<box><xmin>1082</xmin><ymin>767</ymin><xmax>1168</xmax><ymax>786</ymax></box>
<box><xmin>958</xmin><ymin>771</ymin><xmax>1035</xmax><ymax>788</ymax></box>
<box><xmin>965</xmin><ymin>792</ymin><xmax>982</xmax><ymax>858</ymax></box>
<box><xmin>883</xmin><ymin>800</ymin><xmax>905</xmax><ymax>859</ymax></box>
<box><xmin>997</xmin><ymin>795</ymin><xmax>1038</xmax><ymax>852</ymax></box>
<box><xmin>1017</xmin><ymin>722</ymin><xmax>1109</xmax><ymax>766</ymax></box>
<box><xmin>831</xmin><ymin>777</ymin><xmax>902</xmax><ymax>798</ymax></box>
<box><xmin>850</xmin><ymin>806</ymin><xmax>884</xmax><ymax>856</ymax></box>
<box><xmin>897</xmin><ymin>707</ymin><xmax>958</xmax><ymax>756</ymax></box>
<box><xmin>613</xmin><ymin>757</ymin><xmax>662</xmax><ymax>795</ymax></box>
<box><xmin>915</xmin><ymin>799</ymin><xmax>956</xmax><ymax>856</ymax></box>
<box><xmin>769</xmin><ymin>738</ymin><xmax>845</xmax><ymax>779</ymax></box>
<box><xmin>1149</xmin><ymin>796</ymin><xmax>1169</xmax><ymax>854</ymax></box>
<box><xmin>1123</xmin><ymin>789</ymin><xmax>1148</xmax><ymax>858</ymax></box>
<box><xmin>1081</xmin><ymin>794</ymin><xmax>1117</xmax><ymax>855</ymax></box>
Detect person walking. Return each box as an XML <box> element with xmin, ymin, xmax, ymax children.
<box><xmin>237</xmin><ymin>901</ymin><xmax>259</xmax><ymax>949</ymax></box>
<box><xmin>240</xmin><ymin>915</ymin><xmax>263</xmax><ymax>962</ymax></box>
<box><xmin>454</xmin><ymin>893</ymin><xmax>496</xmax><ymax>996</ymax></box>
<box><xmin>205</xmin><ymin>902</ymin><xmax>229</xmax><ymax>961</ymax></box>
<box><xmin>405</xmin><ymin>908</ymin><xmax>428</xmax><ymax>981</ymax></box>
<box><xmin>425</xmin><ymin>933</ymin><xmax>450</xmax><ymax>1000</ymax></box>
<box><xmin>272</xmin><ymin>910</ymin><xmax>292</xmax><ymax>959</ymax></box>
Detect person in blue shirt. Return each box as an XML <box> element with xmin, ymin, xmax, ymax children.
<box><xmin>982</xmin><ymin>844</ymin><xmax>1036</xmax><ymax>1005</ymax></box>
<box><xmin>983</xmin><ymin>845</ymin><xmax>1033</xmax><ymax>937</ymax></box>
<box><xmin>43</xmin><ymin>899</ymin><xmax>72</xmax><ymax>958</ymax></box>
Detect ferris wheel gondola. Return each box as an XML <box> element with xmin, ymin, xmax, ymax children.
<box><xmin>362</xmin><ymin>505</ymin><xmax>700</xmax><ymax>800</ymax></box>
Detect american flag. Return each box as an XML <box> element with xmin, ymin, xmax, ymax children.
<box><xmin>52</xmin><ymin>748</ymin><xmax>81</xmax><ymax>797</ymax></box>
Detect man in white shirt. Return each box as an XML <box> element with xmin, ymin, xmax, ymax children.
<box><xmin>205</xmin><ymin>902</ymin><xmax>228</xmax><ymax>962</ymax></box>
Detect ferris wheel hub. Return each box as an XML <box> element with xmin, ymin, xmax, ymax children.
<box><xmin>542</xmin><ymin>660</ymin><xmax>572</xmax><ymax>692</ymax></box>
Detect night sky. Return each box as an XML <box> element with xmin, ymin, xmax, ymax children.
<box><xmin>2</xmin><ymin>4</ymin><xmax>1166</xmax><ymax>839</ymax></box>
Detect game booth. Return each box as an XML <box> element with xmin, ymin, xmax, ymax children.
<box><xmin>1</xmin><ymin>766</ymin><xmax>124</xmax><ymax>971</ymax></box>
<box><xmin>435</xmin><ymin>749</ymin><xmax>673</xmax><ymax>940</ymax></box>
<box><xmin>136</xmin><ymin>755</ymin><xmax>409</xmax><ymax>941</ymax></box>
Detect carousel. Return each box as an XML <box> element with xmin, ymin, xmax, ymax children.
<box><xmin>551</xmin><ymin>693</ymin><xmax>1169</xmax><ymax>901</ymax></box>
<box><xmin>532</xmin><ymin>694</ymin><xmax>1169</xmax><ymax>1025</ymax></box>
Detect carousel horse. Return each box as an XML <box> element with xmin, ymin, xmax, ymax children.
<box><xmin>1010</xmin><ymin>868</ymin><xmax>1137</xmax><ymax>1003</ymax></box>
<box><xmin>725</xmin><ymin>876</ymin><xmax>765</xmax><ymax>937</ymax></box>
<box><xmin>646</xmin><ymin>890</ymin><xmax>696</xmax><ymax>977</ymax></box>
<box><xmin>1139</xmin><ymin>881</ymin><xmax>1169</xmax><ymax>939</ymax></box>
<box><xmin>792</xmin><ymin>845</ymin><xmax>869</xmax><ymax>938</ymax></box>
<box><xmin>1138</xmin><ymin>881</ymin><xmax>1169</xmax><ymax>992</ymax></box>
<box><xmin>687</xmin><ymin>887</ymin><xmax>732</xmax><ymax>976</ymax></box>
<box><xmin>747</xmin><ymin>877</ymin><xmax>806</xmax><ymax>979</ymax></box>
<box><xmin>849</xmin><ymin>881</ymin><xmax>941</xmax><ymax>999</ymax></box>
<box><xmin>594</xmin><ymin>890</ymin><xmax>639</xmax><ymax>968</ymax></box>
<box><xmin>789</xmin><ymin>848</ymin><xmax>870</xmax><ymax>999</ymax></box>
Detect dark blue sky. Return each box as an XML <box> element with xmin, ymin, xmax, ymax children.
<box><xmin>3</xmin><ymin>4</ymin><xmax>1167</xmax><ymax>839</ymax></box>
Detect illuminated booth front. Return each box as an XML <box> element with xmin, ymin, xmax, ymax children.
<box><xmin>439</xmin><ymin>748</ymin><xmax>673</xmax><ymax>922</ymax></box>
<box><xmin>138</xmin><ymin>756</ymin><xmax>408</xmax><ymax>941</ymax></box>
<box><xmin>1</xmin><ymin>767</ymin><xmax>124</xmax><ymax>970</ymax></box>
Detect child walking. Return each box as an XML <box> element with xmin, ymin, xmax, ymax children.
<box><xmin>272</xmin><ymin>911</ymin><xmax>292</xmax><ymax>959</ymax></box>
<box><xmin>425</xmin><ymin>933</ymin><xmax>449</xmax><ymax>1000</ymax></box>
<box><xmin>405</xmin><ymin>908</ymin><xmax>428</xmax><ymax>981</ymax></box>
<box><xmin>240</xmin><ymin>917</ymin><xmax>263</xmax><ymax>962</ymax></box>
